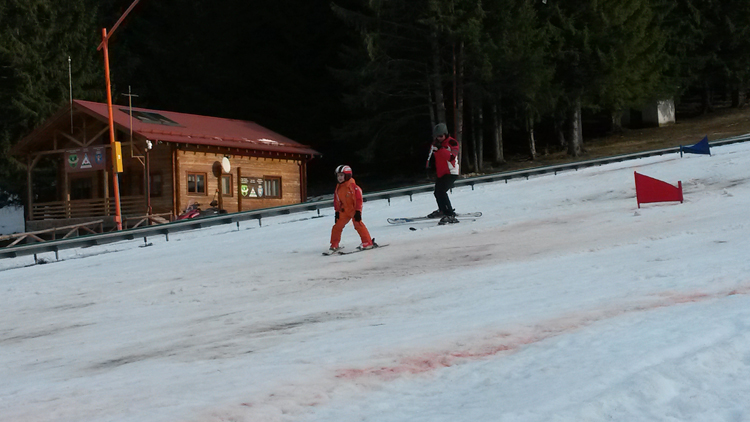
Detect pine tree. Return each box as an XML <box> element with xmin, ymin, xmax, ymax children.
<box><xmin>0</xmin><ymin>0</ymin><xmax>103</xmax><ymax>205</ymax></box>
<box><xmin>332</xmin><ymin>0</ymin><xmax>486</xmax><ymax>171</ymax></box>
<box><xmin>650</xmin><ymin>0</ymin><xmax>703</xmax><ymax>104</ymax></box>
<box><xmin>482</xmin><ymin>0</ymin><xmax>552</xmax><ymax>161</ymax></box>
<box><xmin>589</xmin><ymin>0</ymin><xmax>666</xmax><ymax>119</ymax></box>
<box><xmin>547</xmin><ymin>0</ymin><xmax>666</xmax><ymax>156</ymax></box>
<box><xmin>331</xmin><ymin>0</ymin><xmax>437</xmax><ymax>167</ymax></box>
<box><xmin>687</xmin><ymin>0</ymin><xmax>750</xmax><ymax>110</ymax></box>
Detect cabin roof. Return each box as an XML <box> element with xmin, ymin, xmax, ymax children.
<box><xmin>11</xmin><ymin>100</ymin><xmax>320</xmax><ymax>157</ymax></box>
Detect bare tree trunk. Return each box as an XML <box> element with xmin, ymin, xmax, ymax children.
<box><xmin>491</xmin><ymin>101</ymin><xmax>504</xmax><ymax>164</ymax></box>
<box><xmin>700</xmin><ymin>83</ymin><xmax>714</xmax><ymax>114</ymax></box>
<box><xmin>471</xmin><ymin>102</ymin><xmax>478</xmax><ymax>172</ymax></box>
<box><xmin>431</xmin><ymin>27</ymin><xmax>446</xmax><ymax>124</ymax></box>
<box><xmin>427</xmin><ymin>83</ymin><xmax>436</xmax><ymax>128</ymax></box>
<box><xmin>555</xmin><ymin>112</ymin><xmax>567</xmax><ymax>149</ymax></box>
<box><xmin>567</xmin><ymin>98</ymin><xmax>583</xmax><ymax>157</ymax></box>
<box><xmin>732</xmin><ymin>85</ymin><xmax>746</xmax><ymax>108</ymax></box>
<box><xmin>476</xmin><ymin>101</ymin><xmax>484</xmax><ymax>172</ymax></box>
<box><xmin>527</xmin><ymin>115</ymin><xmax>537</xmax><ymax>161</ymax></box>
<box><xmin>456</xmin><ymin>42</ymin><xmax>465</xmax><ymax>173</ymax></box>
<box><xmin>611</xmin><ymin>112</ymin><xmax>623</xmax><ymax>133</ymax></box>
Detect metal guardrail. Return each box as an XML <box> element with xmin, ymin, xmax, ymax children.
<box><xmin>3</xmin><ymin>134</ymin><xmax>749</xmax><ymax>260</ymax></box>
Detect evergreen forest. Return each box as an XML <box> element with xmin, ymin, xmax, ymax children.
<box><xmin>2</xmin><ymin>0</ymin><xmax>750</xmax><ymax>202</ymax></box>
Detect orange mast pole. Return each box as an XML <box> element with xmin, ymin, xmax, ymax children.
<box><xmin>101</xmin><ymin>28</ymin><xmax>123</xmax><ymax>230</ymax></box>
<box><xmin>97</xmin><ymin>0</ymin><xmax>140</xmax><ymax>230</ymax></box>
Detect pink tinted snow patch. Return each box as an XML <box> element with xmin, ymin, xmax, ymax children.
<box><xmin>727</xmin><ymin>285</ymin><xmax>750</xmax><ymax>296</ymax></box>
<box><xmin>335</xmin><ymin>285</ymin><xmax>750</xmax><ymax>382</ymax></box>
<box><xmin>231</xmin><ymin>284</ymin><xmax>750</xmax><ymax>419</ymax></box>
<box><xmin>335</xmin><ymin>355</ymin><xmax>454</xmax><ymax>380</ymax></box>
<box><xmin>665</xmin><ymin>292</ymin><xmax>711</xmax><ymax>304</ymax></box>
<box><xmin>335</xmin><ymin>336</ymin><xmax>542</xmax><ymax>381</ymax></box>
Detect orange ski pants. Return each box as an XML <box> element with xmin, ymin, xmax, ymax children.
<box><xmin>330</xmin><ymin>212</ymin><xmax>371</xmax><ymax>248</ymax></box>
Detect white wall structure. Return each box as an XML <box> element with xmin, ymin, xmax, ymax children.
<box><xmin>643</xmin><ymin>99</ymin><xmax>676</xmax><ymax>127</ymax></box>
<box><xmin>621</xmin><ymin>99</ymin><xmax>676</xmax><ymax>128</ymax></box>
<box><xmin>0</xmin><ymin>205</ymin><xmax>24</xmax><ymax>235</ymax></box>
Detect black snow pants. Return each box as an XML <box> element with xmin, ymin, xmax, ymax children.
<box><xmin>434</xmin><ymin>174</ymin><xmax>458</xmax><ymax>216</ymax></box>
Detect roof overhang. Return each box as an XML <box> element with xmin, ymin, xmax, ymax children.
<box><xmin>11</xmin><ymin>100</ymin><xmax>321</xmax><ymax>159</ymax></box>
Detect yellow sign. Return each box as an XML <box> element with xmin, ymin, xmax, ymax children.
<box><xmin>114</xmin><ymin>142</ymin><xmax>123</xmax><ymax>173</ymax></box>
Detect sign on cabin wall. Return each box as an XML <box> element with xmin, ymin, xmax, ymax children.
<box><xmin>65</xmin><ymin>147</ymin><xmax>107</xmax><ymax>173</ymax></box>
<box><xmin>240</xmin><ymin>177</ymin><xmax>264</xmax><ymax>198</ymax></box>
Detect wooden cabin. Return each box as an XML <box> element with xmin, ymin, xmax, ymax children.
<box><xmin>10</xmin><ymin>100</ymin><xmax>320</xmax><ymax>231</ymax></box>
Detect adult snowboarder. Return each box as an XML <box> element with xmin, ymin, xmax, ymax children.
<box><xmin>426</xmin><ymin>123</ymin><xmax>460</xmax><ymax>224</ymax></box>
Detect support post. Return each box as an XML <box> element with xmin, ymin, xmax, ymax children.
<box><xmin>26</xmin><ymin>155</ymin><xmax>33</xmax><ymax>221</ymax></box>
<box><xmin>101</xmin><ymin>27</ymin><xmax>123</xmax><ymax>230</ymax></box>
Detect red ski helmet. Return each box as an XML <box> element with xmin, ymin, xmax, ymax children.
<box><xmin>335</xmin><ymin>165</ymin><xmax>353</xmax><ymax>181</ymax></box>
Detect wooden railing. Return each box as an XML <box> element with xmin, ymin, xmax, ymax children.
<box><xmin>122</xmin><ymin>212</ymin><xmax>173</xmax><ymax>229</ymax></box>
<box><xmin>31</xmin><ymin>196</ymin><xmax>148</xmax><ymax>220</ymax></box>
<box><xmin>0</xmin><ymin>220</ymin><xmax>104</xmax><ymax>247</ymax></box>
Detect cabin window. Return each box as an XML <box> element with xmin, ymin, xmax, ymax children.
<box><xmin>150</xmin><ymin>173</ymin><xmax>163</xmax><ymax>197</ymax></box>
<box><xmin>221</xmin><ymin>174</ymin><xmax>233</xmax><ymax>197</ymax></box>
<box><xmin>120</xmin><ymin>108</ymin><xmax>181</xmax><ymax>127</ymax></box>
<box><xmin>187</xmin><ymin>172</ymin><xmax>206</xmax><ymax>194</ymax></box>
<box><xmin>264</xmin><ymin>176</ymin><xmax>282</xmax><ymax>198</ymax></box>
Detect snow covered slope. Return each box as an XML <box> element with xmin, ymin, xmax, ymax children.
<box><xmin>2</xmin><ymin>142</ymin><xmax>750</xmax><ymax>422</ymax></box>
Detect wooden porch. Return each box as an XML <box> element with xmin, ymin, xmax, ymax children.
<box><xmin>25</xmin><ymin>195</ymin><xmax>173</xmax><ymax>232</ymax></box>
<box><xmin>30</xmin><ymin>195</ymin><xmax>147</xmax><ymax>220</ymax></box>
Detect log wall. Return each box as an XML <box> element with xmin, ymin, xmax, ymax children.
<box><xmin>174</xmin><ymin>148</ymin><xmax>303</xmax><ymax>215</ymax></box>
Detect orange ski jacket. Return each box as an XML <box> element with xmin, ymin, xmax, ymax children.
<box><xmin>334</xmin><ymin>177</ymin><xmax>364</xmax><ymax>215</ymax></box>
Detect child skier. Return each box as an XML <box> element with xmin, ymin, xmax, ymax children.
<box><xmin>328</xmin><ymin>165</ymin><xmax>375</xmax><ymax>253</ymax></box>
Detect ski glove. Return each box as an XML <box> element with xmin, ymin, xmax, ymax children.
<box><xmin>354</xmin><ymin>210</ymin><xmax>362</xmax><ymax>222</ymax></box>
<box><xmin>335</xmin><ymin>211</ymin><xmax>339</xmax><ymax>222</ymax></box>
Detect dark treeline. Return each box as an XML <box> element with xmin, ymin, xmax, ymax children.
<box><xmin>2</xmin><ymin>0</ymin><xmax>750</xmax><ymax>201</ymax></box>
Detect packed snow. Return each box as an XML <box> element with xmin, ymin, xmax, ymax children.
<box><xmin>2</xmin><ymin>141</ymin><xmax>750</xmax><ymax>422</ymax></box>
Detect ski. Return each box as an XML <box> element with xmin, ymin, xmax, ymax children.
<box><xmin>337</xmin><ymin>243</ymin><xmax>388</xmax><ymax>255</ymax></box>
<box><xmin>322</xmin><ymin>246</ymin><xmax>344</xmax><ymax>256</ymax></box>
<box><xmin>323</xmin><ymin>239</ymin><xmax>387</xmax><ymax>256</ymax></box>
<box><xmin>387</xmin><ymin>211</ymin><xmax>482</xmax><ymax>225</ymax></box>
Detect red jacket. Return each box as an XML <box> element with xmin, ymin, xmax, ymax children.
<box><xmin>334</xmin><ymin>177</ymin><xmax>364</xmax><ymax>214</ymax></box>
<box><xmin>433</xmin><ymin>136</ymin><xmax>460</xmax><ymax>177</ymax></box>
